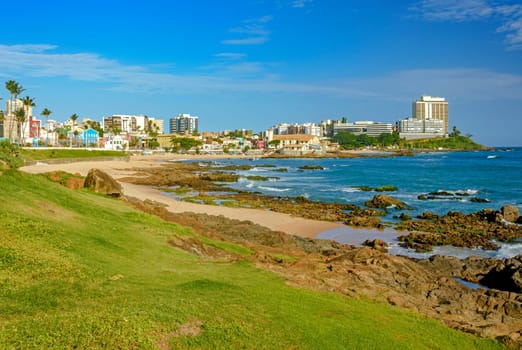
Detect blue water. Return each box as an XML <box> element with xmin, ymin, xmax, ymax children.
<box><xmin>192</xmin><ymin>148</ymin><xmax>522</xmax><ymax>259</ymax></box>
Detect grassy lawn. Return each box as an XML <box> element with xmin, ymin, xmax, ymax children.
<box><xmin>0</xmin><ymin>170</ymin><xmax>507</xmax><ymax>349</ymax></box>
<box><xmin>19</xmin><ymin>148</ymin><xmax>127</xmax><ymax>163</ymax></box>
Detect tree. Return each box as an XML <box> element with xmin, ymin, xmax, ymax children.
<box><xmin>69</xmin><ymin>113</ymin><xmax>79</xmax><ymax>147</ymax></box>
<box><xmin>40</xmin><ymin>108</ymin><xmax>52</xmax><ymax>145</ymax></box>
<box><xmin>5</xmin><ymin>80</ymin><xmax>25</xmax><ymax>142</ymax></box>
<box><xmin>20</xmin><ymin>96</ymin><xmax>35</xmax><ymax>145</ymax></box>
<box><xmin>341</xmin><ymin>117</ymin><xmax>348</xmax><ymax>123</ymax></box>
<box><xmin>14</xmin><ymin>109</ymin><xmax>26</xmax><ymax>144</ymax></box>
<box><xmin>451</xmin><ymin>126</ymin><xmax>461</xmax><ymax>138</ymax></box>
<box><xmin>170</xmin><ymin>136</ymin><xmax>202</xmax><ymax>153</ymax></box>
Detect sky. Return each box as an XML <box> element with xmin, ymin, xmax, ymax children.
<box><xmin>1</xmin><ymin>0</ymin><xmax>521</xmax><ymax>146</ymax></box>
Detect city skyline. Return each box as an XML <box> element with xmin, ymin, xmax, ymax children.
<box><xmin>1</xmin><ymin>1</ymin><xmax>521</xmax><ymax>146</ymax></box>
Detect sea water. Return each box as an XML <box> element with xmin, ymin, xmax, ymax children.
<box><xmin>194</xmin><ymin>148</ymin><xmax>522</xmax><ymax>259</ymax></box>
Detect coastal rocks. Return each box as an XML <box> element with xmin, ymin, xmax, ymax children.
<box><xmin>298</xmin><ymin>165</ymin><xmax>324</xmax><ymax>170</ymax></box>
<box><xmin>501</xmin><ymin>205</ymin><xmax>520</xmax><ymax>223</ymax></box>
<box><xmin>126</xmin><ymin>196</ymin><xmax>522</xmax><ymax>348</ymax></box>
<box><xmin>362</xmin><ymin>239</ymin><xmax>388</xmax><ymax>252</ymax></box>
<box><xmin>344</xmin><ymin>215</ymin><xmax>382</xmax><ymax>228</ymax></box>
<box><xmin>480</xmin><ymin>256</ymin><xmax>522</xmax><ymax>293</ymax></box>
<box><xmin>364</xmin><ymin>194</ymin><xmax>408</xmax><ymax>210</ymax></box>
<box><xmin>397</xmin><ymin>207</ymin><xmax>522</xmax><ymax>251</ymax></box>
<box><xmin>84</xmin><ymin>168</ymin><xmax>123</xmax><ymax>197</ymax></box>
<box><xmin>419</xmin><ymin>254</ymin><xmax>522</xmax><ymax>294</ymax></box>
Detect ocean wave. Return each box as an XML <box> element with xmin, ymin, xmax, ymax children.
<box><xmin>258</xmin><ymin>186</ymin><xmax>290</xmax><ymax>192</ymax></box>
<box><xmin>496</xmin><ymin>240</ymin><xmax>522</xmax><ymax>259</ymax></box>
<box><xmin>341</xmin><ymin>187</ymin><xmax>362</xmax><ymax>193</ymax></box>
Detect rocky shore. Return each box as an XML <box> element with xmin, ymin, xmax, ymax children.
<box><xmin>124</xmin><ymin>197</ymin><xmax>522</xmax><ymax>348</ymax></box>
<box><xmin>397</xmin><ymin>207</ymin><xmax>522</xmax><ymax>252</ymax></box>
<box><xmin>118</xmin><ymin>160</ymin><xmax>522</xmax><ymax>253</ymax></box>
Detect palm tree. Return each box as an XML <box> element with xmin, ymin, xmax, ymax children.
<box><xmin>70</xmin><ymin>113</ymin><xmax>79</xmax><ymax>147</ymax></box>
<box><xmin>40</xmin><ymin>108</ymin><xmax>52</xmax><ymax>146</ymax></box>
<box><xmin>14</xmin><ymin>108</ymin><xmax>26</xmax><ymax>145</ymax></box>
<box><xmin>21</xmin><ymin>96</ymin><xmax>35</xmax><ymax>145</ymax></box>
<box><xmin>5</xmin><ymin>80</ymin><xmax>25</xmax><ymax>142</ymax></box>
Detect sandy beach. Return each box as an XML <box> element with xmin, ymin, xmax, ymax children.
<box><xmin>21</xmin><ymin>154</ymin><xmax>343</xmax><ymax>238</ymax></box>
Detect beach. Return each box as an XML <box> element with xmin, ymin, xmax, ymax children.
<box><xmin>21</xmin><ymin>154</ymin><xmax>343</xmax><ymax>238</ymax></box>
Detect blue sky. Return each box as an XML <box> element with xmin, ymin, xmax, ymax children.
<box><xmin>1</xmin><ymin>0</ymin><xmax>521</xmax><ymax>146</ymax></box>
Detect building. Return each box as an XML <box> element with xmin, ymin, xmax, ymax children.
<box><xmin>270</xmin><ymin>134</ymin><xmax>322</xmax><ymax>155</ymax></box>
<box><xmin>169</xmin><ymin>114</ymin><xmax>199</xmax><ymax>134</ymax></box>
<box><xmin>148</xmin><ymin>118</ymin><xmax>164</xmax><ymax>134</ymax></box>
<box><xmin>333</xmin><ymin>121</ymin><xmax>393</xmax><ymax>137</ymax></box>
<box><xmin>396</xmin><ymin>118</ymin><xmax>445</xmax><ymax>140</ymax></box>
<box><xmin>2</xmin><ymin>99</ymin><xmax>33</xmax><ymax>142</ymax></box>
<box><xmin>412</xmin><ymin>95</ymin><xmax>449</xmax><ymax>135</ymax></box>
<box><xmin>104</xmin><ymin>135</ymin><xmax>128</xmax><ymax>150</ymax></box>
<box><xmin>82</xmin><ymin>128</ymin><xmax>100</xmax><ymax>147</ymax></box>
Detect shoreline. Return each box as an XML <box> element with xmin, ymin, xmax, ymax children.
<box><xmin>21</xmin><ymin>154</ymin><xmax>345</xmax><ymax>238</ymax></box>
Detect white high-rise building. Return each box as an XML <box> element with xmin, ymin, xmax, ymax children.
<box><xmin>412</xmin><ymin>95</ymin><xmax>448</xmax><ymax>135</ymax></box>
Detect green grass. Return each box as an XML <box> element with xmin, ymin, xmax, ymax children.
<box><xmin>20</xmin><ymin>148</ymin><xmax>127</xmax><ymax>163</ymax></box>
<box><xmin>400</xmin><ymin>135</ymin><xmax>486</xmax><ymax>150</ymax></box>
<box><xmin>0</xmin><ymin>170</ymin><xmax>507</xmax><ymax>349</ymax></box>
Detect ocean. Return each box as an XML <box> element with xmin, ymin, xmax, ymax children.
<box><xmin>196</xmin><ymin>148</ymin><xmax>522</xmax><ymax>259</ymax></box>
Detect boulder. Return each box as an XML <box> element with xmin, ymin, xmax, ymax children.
<box><xmin>480</xmin><ymin>255</ymin><xmax>522</xmax><ymax>293</ymax></box>
<box><xmin>364</xmin><ymin>194</ymin><xmax>408</xmax><ymax>210</ymax></box>
<box><xmin>362</xmin><ymin>239</ymin><xmax>388</xmax><ymax>253</ymax></box>
<box><xmin>501</xmin><ymin>205</ymin><xmax>520</xmax><ymax>223</ymax></box>
<box><xmin>84</xmin><ymin>168</ymin><xmax>123</xmax><ymax>197</ymax></box>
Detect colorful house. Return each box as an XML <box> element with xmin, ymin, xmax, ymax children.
<box><xmin>82</xmin><ymin>128</ymin><xmax>99</xmax><ymax>147</ymax></box>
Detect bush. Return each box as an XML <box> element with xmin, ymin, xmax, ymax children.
<box><xmin>0</xmin><ymin>141</ymin><xmax>24</xmax><ymax>169</ymax></box>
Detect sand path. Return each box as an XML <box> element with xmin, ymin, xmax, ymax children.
<box><xmin>21</xmin><ymin>154</ymin><xmax>343</xmax><ymax>238</ymax></box>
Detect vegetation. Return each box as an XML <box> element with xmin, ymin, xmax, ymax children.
<box><xmin>332</xmin><ymin>128</ymin><xmax>485</xmax><ymax>151</ymax></box>
<box><xmin>332</xmin><ymin>132</ymin><xmax>401</xmax><ymax>149</ymax></box>
<box><xmin>400</xmin><ymin>133</ymin><xmax>486</xmax><ymax>150</ymax></box>
<box><xmin>0</xmin><ymin>140</ymin><xmax>23</xmax><ymax>168</ymax></box>
<box><xmin>170</xmin><ymin>137</ymin><xmax>203</xmax><ymax>153</ymax></box>
<box><xmin>0</xmin><ymin>170</ymin><xmax>507</xmax><ymax>349</ymax></box>
<box><xmin>19</xmin><ymin>148</ymin><xmax>127</xmax><ymax>163</ymax></box>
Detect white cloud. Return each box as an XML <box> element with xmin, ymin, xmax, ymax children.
<box><xmin>411</xmin><ymin>0</ymin><xmax>522</xmax><ymax>50</ymax></box>
<box><xmin>222</xmin><ymin>16</ymin><xmax>272</xmax><ymax>45</ymax></box>
<box><xmin>214</xmin><ymin>53</ymin><xmax>247</xmax><ymax>60</ymax></box>
<box><xmin>410</xmin><ymin>0</ymin><xmax>492</xmax><ymax>21</ymax></box>
<box><xmin>291</xmin><ymin>0</ymin><xmax>313</xmax><ymax>9</ymax></box>
<box><xmin>1</xmin><ymin>44</ymin><xmax>522</xmax><ymax>102</ymax></box>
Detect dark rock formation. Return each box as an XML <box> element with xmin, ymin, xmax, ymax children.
<box><xmin>362</xmin><ymin>238</ymin><xmax>388</xmax><ymax>252</ymax></box>
<box><xmin>84</xmin><ymin>168</ymin><xmax>123</xmax><ymax>197</ymax></box>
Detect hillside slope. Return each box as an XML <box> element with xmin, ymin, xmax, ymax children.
<box><xmin>0</xmin><ymin>170</ymin><xmax>506</xmax><ymax>349</ymax></box>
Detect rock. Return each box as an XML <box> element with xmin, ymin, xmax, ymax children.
<box><xmin>398</xmin><ymin>213</ymin><xmax>412</xmax><ymax>221</ymax></box>
<box><xmin>470</xmin><ymin>197</ymin><xmax>490</xmax><ymax>203</ymax></box>
<box><xmin>364</xmin><ymin>194</ymin><xmax>408</xmax><ymax>210</ymax></box>
<box><xmin>362</xmin><ymin>239</ymin><xmax>388</xmax><ymax>252</ymax></box>
<box><xmin>480</xmin><ymin>256</ymin><xmax>522</xmax><ymax>293</ymax></box>
<box><xmin>501</xmin><ymin>205</ymin><xmax>520</xmax><ymax>223</ymax></box>
<box><xmin>375</xmin><ymin>185</ymin><xmax>398</xmax><ymax>192</ymax></box>
<box><xmin>344</xmin><ymin>215</ymin><xmax>382</xmax><ymax>228</ymax></box>
<box><xmin>84</xmin><ymin>168</ymin><xmax>123</xmax><ymax>197</ymax></box>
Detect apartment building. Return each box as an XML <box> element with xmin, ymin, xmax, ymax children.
<box><xmin>412</xmin><ymin>95</ymin><xmax>449</xmax><ymax>135</ymax></box>
<box><xmin>169</xmin><ymin>114</ymin><xmax>199</xmax><ymax>134</ymax></box>
<box><xmin>333</xmin><ymin>121</ymin><xmax>393</xmax><ymax>137</ymax></box>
